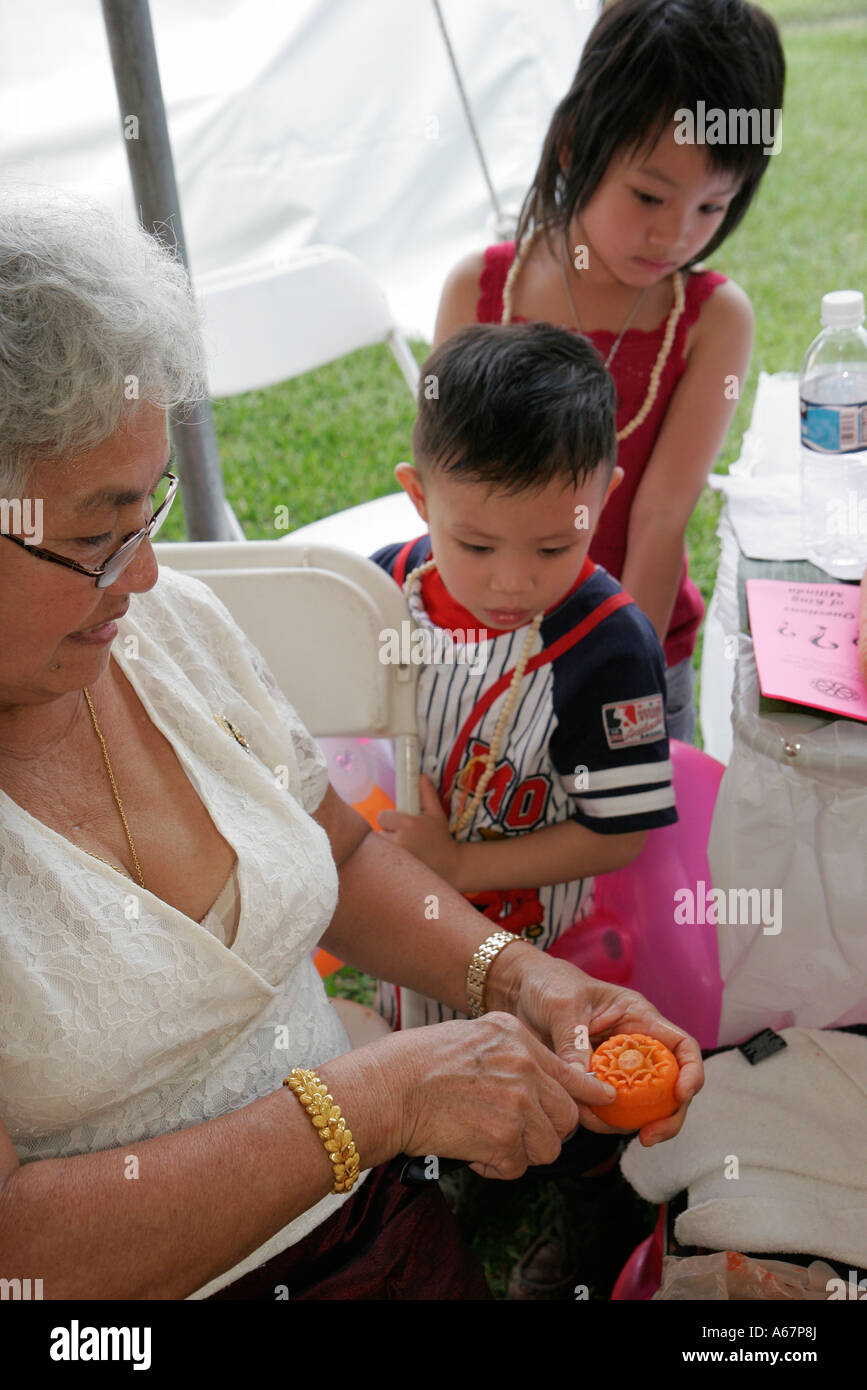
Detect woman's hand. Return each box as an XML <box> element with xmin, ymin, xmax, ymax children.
<box><xmin>377</xmin><ymin>1012</ymin><xmax>617</xmax><ymax>1181</ymax></box>
<box><xmin>487</xmin><ymin>947</ymin><xmax>704</xmax><ymax>1148</ymax></box>
<box><xmin>376</xmin><ymin>774</ymin><xmax>464</xmax><ymax>885</ymax></box>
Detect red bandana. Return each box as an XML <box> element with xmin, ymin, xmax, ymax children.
<box><xmin>418</xmin><ymin>553</ymin><xmax>596</xmax><ymax>635</ymax></box>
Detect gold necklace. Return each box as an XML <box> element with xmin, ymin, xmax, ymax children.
<box><xmin>403</xmin><ymin>560</ymin><xmax>543</xmax><ymax>835</ymax></box>
<box><xmin>501</xmin><ymin>224</ymin><xmax>685</xmax><ymax>442</ymax></box>
<box><xmin>558</xmin><ymin>233</ymin><xmax>647</xmax><ymax>370</ymax></box>
<box><xmin>82</xmin><ymin>686</ymin><xmax>145</xmax><ymax>889</ymax></box>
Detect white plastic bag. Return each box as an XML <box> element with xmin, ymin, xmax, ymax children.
<box><xmin>708</xmin><ymin>646</ymin><xmax>867</xmax><ymax>1046</ymax></box>
<box><xmin>653</xmin><ymin>1251</ymin><xmax>842</xmax><ymax>1301</ymax></box>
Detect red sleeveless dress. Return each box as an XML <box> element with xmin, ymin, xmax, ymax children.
<box><xmin>477</xmin><ymin>243</ymin><xmax>726</xmax><ymax>667</ymax></box>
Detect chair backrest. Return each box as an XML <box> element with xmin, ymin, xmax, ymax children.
<box><xmin>154</xmin><ymin>538</ymin><xmax>433</xmax><ymax>1030</ymax></box>
<box><xmin>195</xmin><ymin>245</ymin><xmax>420</xmax><ymax>398</ymax></box>
<box><xmin>152</xmin><ymin>538</ymin><xmax>421</xmax><ymax>811</ymax></box>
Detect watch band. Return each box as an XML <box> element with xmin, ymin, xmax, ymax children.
<box><xmin>466</xmin><ymin>929</ymin><xmax>528</xmax><ymax>1018</ymax></box>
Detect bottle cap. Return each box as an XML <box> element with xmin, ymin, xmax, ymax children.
<box><xmin>821</xmin><ymin>290</ymin><xmax>865</xmax><ymax>328</ymax></box>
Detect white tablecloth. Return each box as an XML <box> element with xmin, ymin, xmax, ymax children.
<box><xmin>701</xmin><ymin>373</ymin><xmax>867</xmax><ymax>1044</ymax></box>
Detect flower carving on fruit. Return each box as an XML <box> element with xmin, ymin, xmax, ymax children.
<box><xmin>589</xmin><ymin>1033</ymin><xmax>679</xmax><ymax>1129</ymax></box>
<box><xmin>596</xmin><ymin>1036</ymin><xmax>670</xmax><ymax>1091</ymax></box>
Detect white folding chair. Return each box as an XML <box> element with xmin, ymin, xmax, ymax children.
<box><xmin>153</xmin><ymin>538</ymin><xmax>430</xmax><ymax>1030</ymax></box>
<box><xmin>195</xmin><ymin>245</ymin><xmax>420</xmax><ymax>399</ymax></box>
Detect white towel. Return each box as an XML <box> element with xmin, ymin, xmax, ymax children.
<box><xmin>705</xmin><ymin>371</ymin><xmax>806</xmax><ymax>562</ymax></box>
<box><xmin>620</xmin><ymin>1028</ymin><xmax>867</xmax><ymax>1267</ymax></box>
<box><xmin>707</xmin><ymin>472</ymin><xmax>805</xmax><ymax>561</ymax></box>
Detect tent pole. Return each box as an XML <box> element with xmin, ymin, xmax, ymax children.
<box><xmin>430</xmin><ymin>0</ymin><xmax>502</xmax><ymax>225</ymax></box>
<box><xmin>100</xmin><ymin>0</ymin><xmax>236</xmax><ymax>541</ymax></box>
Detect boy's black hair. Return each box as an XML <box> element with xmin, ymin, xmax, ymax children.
<box><xmin>517</xmin><ymin>0</ymin><xmax>785</xmax><ymax>266</ymax></box>
<box><xmin>413</xmin><ymin>323</ymin><xmax>616</xmax><ymax>495</ymax></box>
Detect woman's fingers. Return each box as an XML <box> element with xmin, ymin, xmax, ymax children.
<box><xmin>468</xmin><ymin>1019</ymin><xmax>580</xmax><ymax>1173</ymax></box>
<box><xmin>469</xmin><ymin>1020</ymin><xmax>617</xmax><ymax>1175</ymax></box>
<box><xmin>575</xmin><ymin>985</ymin><xmax>705</xmax><ymax>1101</ymax></box>
<box><xmin>397</xmin><ymin>993</ymin><xmax>701</xmax><ymax>1178</ymax></box>
<box><xmin>574</xmin><ymin>998</ymin><xmax>704</xmax><ymax>1142</ymax></box>
<box><xmin>397</xmin><ymin>1013</ymin><xmax>604</xmax><ymax>1177</ymax></box>
<box><xmin>524</xmin><ymin>1018</ymin><xmax>617</xmax><ymax>1109</ymax></box>
<box><xmin>509</xmin><ymin>966</ymin><xmax>707</xmax><ymax>1145</ymax></box>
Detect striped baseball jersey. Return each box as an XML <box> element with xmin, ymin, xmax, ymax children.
<box><xmin>371</xmin><ymin>535</ymin><xmax>678</xmax><ymax>1025</ymax></box>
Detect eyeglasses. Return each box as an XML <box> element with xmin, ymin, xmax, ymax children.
<box><xmin>0</xmin><ymin>471</ymin><xmax>178</xmax><ymax>588</ymax></box>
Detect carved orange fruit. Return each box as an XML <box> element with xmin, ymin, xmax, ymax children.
<box><xmin>589</xmin><ymin>1033</ymin><xmax>679</xmax><ymax>1130</ymax></box>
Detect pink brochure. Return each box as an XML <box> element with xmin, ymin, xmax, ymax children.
<box><xmin>746</xmin><ymin>579</ymin><xmax>867</xmax><ymax>722</ymax></box>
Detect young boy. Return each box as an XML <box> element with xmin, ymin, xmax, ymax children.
<box><xmin>372</xmin><ymin>322</ymin><xmax>677</xmax><ymax>1026</ymax></box>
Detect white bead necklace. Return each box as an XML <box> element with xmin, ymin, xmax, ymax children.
<box><xmin>501</xmin><ymin>224</ymin><xmax>685</xmax><ymax>442</ymax></box>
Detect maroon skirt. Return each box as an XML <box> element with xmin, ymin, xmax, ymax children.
<box><xmin>206</xmin><ymin>1156</ymin><xmax>490</xmax><ymax>1301</ymax></box>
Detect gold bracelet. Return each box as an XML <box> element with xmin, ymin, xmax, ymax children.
<box><xmin>466</xmin><ymin>929</ymin><xmax>530</xmax><ymax>1018</ymax></box>
<box><xmin>283</xmin><ymin>1068</ymin><xmax>361</xmax><ymax>1195</ymax></box>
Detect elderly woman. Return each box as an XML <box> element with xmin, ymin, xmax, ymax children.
<box><xmin>0</xmin><ymin>192</ymin><xmax>702</xmax><ymax>1300</ymax></box>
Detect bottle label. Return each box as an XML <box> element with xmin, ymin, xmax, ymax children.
<box><xmin>800</xmin><ymin>399</ymin><xmax>867</xmax><ymax>453</ymax></box>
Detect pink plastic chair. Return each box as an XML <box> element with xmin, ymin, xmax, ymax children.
<box><xmin>611</xmin><ymin>1207</ymin><xmax>665</xmax><ymax>1300</ymax></box>
<box><xmin>320</xmin><ymin>736</ymin><xmax>726</xmax><ymax>1046</ymax></box>
<box><xmin>548</xmin><ymin>740</ymin><xmax>726</xmax><ymax>1049</ymax></box>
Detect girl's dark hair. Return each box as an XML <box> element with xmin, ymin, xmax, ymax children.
<box><xmin>516</xmin><ymin>0</ymin><xmax>785</xmax><ymax>266</ymax></box>
<box><xmin>412</xmin><ymin>322</ymin><xmax>617</xmax><ymax>496</ymax></box>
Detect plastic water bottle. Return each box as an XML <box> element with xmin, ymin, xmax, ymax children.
<box><xmin>799</xmin><ymin>289</ymin><xmax>867</xmax><ymax>578</ymax></box>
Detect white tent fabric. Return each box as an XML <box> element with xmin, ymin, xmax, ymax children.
<box><xmin>1</xmin><ymin>0</ymin><xmax>598</xmax><ymax>339</ymax></box>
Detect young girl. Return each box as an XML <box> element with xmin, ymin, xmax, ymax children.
<box><xmin>433</xmin><ymin>0</ymin><xmax>785</xmax><ymax>744</ymax></box>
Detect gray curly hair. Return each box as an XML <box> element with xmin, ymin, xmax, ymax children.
<box><xmin>0</xmin><ymin>188</ymin><xmax>206</xmax><ymax>497</ymax></box>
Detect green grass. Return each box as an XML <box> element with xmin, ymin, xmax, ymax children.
<box><xmin>323</xmin><ymin>964</ymin><xmax>376</xmax><ymax>1006</ymax></box>
<box><xmin>690</xmin><ymin>7</ymin><xmax>867</xmax><ymax>727</ymax></box>
<box><xmin>162</xmin><ymin>2</ymin><xmax>865</xmax><ymax>1294</ymax></box>
<box><xmin>163</xmin><ymin>340</ymin><xmax>426</xmax><ymax>544</ymax></box>
<box><xmin>763</xmin><ymin>0</ymin><xmax>865</xmax><ymax>24</ymax></box>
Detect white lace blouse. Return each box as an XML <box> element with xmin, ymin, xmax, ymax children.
<box><xmin>0</xmin><ymin>564</ymin><xmax>368</xmax><ymax>1298</ymax></box>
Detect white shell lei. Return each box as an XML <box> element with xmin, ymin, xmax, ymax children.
<box><xmin>500</xmin><ymin>226</ymin><xmax>685</xmax><ymax>442</ymax></box>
